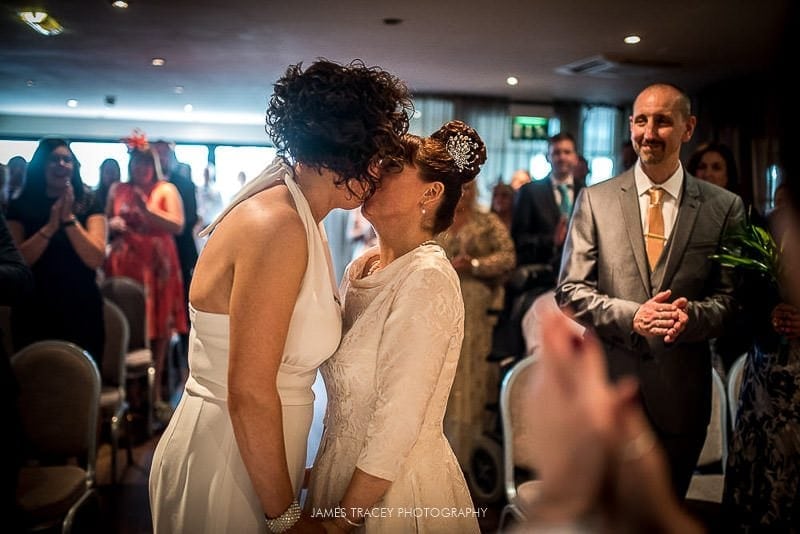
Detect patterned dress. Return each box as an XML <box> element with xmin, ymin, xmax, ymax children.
<box><xmin>105</xmin><ymin>182</ymin><xmax>187</xmax><ymax>339</ymax></box>
<box><xmin>723</xmin><ymin>336</ymin><xmax>800</xmax><ymax>531</ymax></box>
<box><xmin>436</xmin><ymin>210</ymin><xmax>516</xmax><ymax>467</ymax></box>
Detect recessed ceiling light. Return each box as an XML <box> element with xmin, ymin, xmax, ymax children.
<box><xmin>66</xmin><ymin>99</ymin><xmax>78</xmax><ymax>108</ymax></box>
<box><xmin>506</xmin><ymin>76</ymin><xmax>519</xmax><ymax>86</ymax></box>
<box><xmin>183</xmin><ymin>104</ymin><xmax>193</xmax><ymax>113</ymax></box>
<box><xmin>111</xmin><ymin>1</ymin><xmax>129</xmax><ymax>8</ymax></box>
<box><xmin>26</xmin><ymin>80</ymin><xmax>36</xmax><ymax>87</ymax></box>
<box><xmin>174</xmin><ymin>85</ymin><xmax>184</xmax><ymax>94</ymax></box>
<box><xmin>624</xmin><ymin>35</ymin><xmax>641</xmax><ymax>44</ymax></box>
<box><xmin>18</xmin><ymin>11</ymin><xmax>63</xmax><ymax>36</ymax></box>
<box><xmin>151</xmin><ymin>58</ymin><xmax>166</xmax><ymax>67</ymax></box>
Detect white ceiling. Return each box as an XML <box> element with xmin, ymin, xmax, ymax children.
<box><xmin>0</xmin><ymin>0</ymin><xmax>790</xmax><ymax>126</ymax></box>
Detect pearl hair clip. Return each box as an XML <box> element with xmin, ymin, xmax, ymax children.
<box><xmin>445</xmin><ymin>133</ymin><xmax>480</xmax><ymax>172</ymax></box>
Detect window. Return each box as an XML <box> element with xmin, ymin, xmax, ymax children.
<box><xmin>582</xmin><ymin>106</ymin><xmax>620</xmax><ymax>184</ymax></box>
<box><xmin>174</xmin><ymin>145</ymin><xmax>210</xmax><ymax>187</ymax></box>
<box><xmin>214</xmin><ymin>145</ymin><xmax>277</xmax><ymax>203</ymax></box>
<box><xmin>70</xmin><ymin>142</ymin><xmax>129</xmax><ymax>188</ymax></box>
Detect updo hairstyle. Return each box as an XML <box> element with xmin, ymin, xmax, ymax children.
<box><xmin>266</xmin><ymin>59</ymin><xmax>413</xmax><ymax>200</ymax></box>
<box><xmin>403</xmin><ymin>120</ymin><xmax>487</xmax><ymax>233</ymax></box>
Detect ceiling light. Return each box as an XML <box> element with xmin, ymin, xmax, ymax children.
<box><xmin>18</xmin><ymin>11</ymin><xmax>63</xmax><ymax>36</ymax></box>
<box><xmin>183</xmin><ymin>104</ymin><xmax>193</xmax><ymax>112</ymax></box>
<box><xmin>151</xmin><ymin>58</ymin><xmax>166</xmax><ymax>67</ymax></box>
<box><xmin>382</xmin><ymin>18</ymin><xmax>403</xmax><ymax>25</ymax></box>
<box><xmin>111</xmin><ymin>1</ymin><xmax>129</xmax><ymax>8</ymax></box>
<box><xmin>506</xmin><ymin>76</ymin><xmax>519</xmax><ymax>86</ymax></box>
<box><xmin>624</xmin><ymin>35</ymin><xmax>641</xmax><ymax>44</ymax></box>
<box><xmin>26</xmin><ymin>80</ymin><xmax>36</xmax><ymax>87</ymax></box>
<box><xmin>174</xmin><ymin>85</ymin><xmax>184</xmax><ymax>94</ymax></box>
<box><xmin>66</xmin><ymin>99</ymin><xmax>78</xmax><ymax>108</ymax></box>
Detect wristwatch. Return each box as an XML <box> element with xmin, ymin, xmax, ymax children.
<box><xmin>62</xmin><ymin>217</ymin><xmax>78</xmax><ymax>228</ymax></box>
<box><xmin>470</xmin><ymin>257</ymin><xmax>480</xmax><ymax>275</ymax></box>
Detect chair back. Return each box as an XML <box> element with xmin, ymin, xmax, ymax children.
<box><xmin>12</xmin><ymin>341</ymin><xmax>101</xmax><ymax>474</ymax></box>
<box><xmin>102</xmin><ymin>298</ymin><xmax>130</xmax><ymax>388</ymax></box>
<box><xmin>499</xmin><ymin>356</ymin><xmax>539</xmax><ymax>503</ymax></box>
<box><xmin>101</xmin><ymin>276</ymin><xmax>149</xmax><ymax>352</ymax></box>
<box><xmin>727</xmin><ymin>352</ymin><xmax>748</xmax><ymax>429</ymax></box>
<box><xmin>696</xmin><ymin>368</ymin><xmax>728</xmax><ymax>470</ymax></box>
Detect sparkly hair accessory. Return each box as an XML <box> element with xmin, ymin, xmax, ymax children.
<box><xmin>122</xmin><ymin>128</ymin><xmax>149</xmax><ymax>152</ymax></box>
<box><xmin>446</xmin><ymin>133</ymin><xmax>480</xmax><ymax>172</ymax></box>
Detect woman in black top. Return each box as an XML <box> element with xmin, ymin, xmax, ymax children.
<box><xmin>6</xmin><ymin>138</ymin><xmax>107</xmax><ymax>367</ymax></box>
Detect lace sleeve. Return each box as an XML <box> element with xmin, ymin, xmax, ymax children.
<box><xmin>355</xmin><ymin>266</ymin><xmax>464</xmax><ymax>481</ymax></box>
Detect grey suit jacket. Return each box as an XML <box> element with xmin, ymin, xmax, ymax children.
<box><xmin>556</xmin><ymin>169</ymin><xmax>745</xmax><ymax>434</ymax></box>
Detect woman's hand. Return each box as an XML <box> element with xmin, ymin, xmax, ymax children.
<box><xmin>109</xmin><ymin>215</ymin><xmax>128</xmax><ymax>234</ymax></box>
<box><xmin>60</xmin><ymin>182</ymin><xmax>75</xmax><ymax>222</ymax></box>
<box><xmin>46</xmin><ymin>196</ymin><xmax>64</xmax><ymax>235</ymax></box>
<box><xmin>771</xmin><ymin>302</ymin><xmax>800</xmax><ymax>339</ymax></box>
<box><xmin>287</xmin><ymin>515</ymin><xmax>326</xmax><ymax>533</ymax></box>
<box><xmin>450</xmin><ymin>254</ymin><xmax>472</xmax><ymax>273</ymax></box>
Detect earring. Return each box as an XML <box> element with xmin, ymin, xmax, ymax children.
<box><xmin>421</xmin><ymin>206</ymin><xmax>427</xmax><ymax>215</ymax></box>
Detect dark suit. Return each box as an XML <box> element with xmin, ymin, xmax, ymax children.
<box><xmin>511</xmin><ymin>176</ymin><xmax>584</xmax><ymax>268</ymax></box>
<box><xmin>556</xmin><ymin>169</ymin><xmax>744</xmax><ymax>497</ymax></box>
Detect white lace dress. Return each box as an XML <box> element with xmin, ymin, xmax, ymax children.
<box><xmin>149</xmin><ymin>160</ymin><xmax>342</xmax><ymax>533</ymax></box>
<box><xmin>306</xmin><ymin>244</ymin><xmax>480</xmax><ymax>533</ymax></box>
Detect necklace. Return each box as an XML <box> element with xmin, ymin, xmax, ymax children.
<box><xmin>365</xmin><ymin>239</ymin><xmax>440</xmax><ymax>277</ymax></box>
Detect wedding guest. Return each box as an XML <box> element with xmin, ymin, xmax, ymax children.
<box><xmin>6</xmin><ymin>156</ymin><xmax>26</xmax><ymax>201</ymax></box>
<box><xmin>723</xmin><ymin>183</ymin><xmax>800</xmax><ymax>531</ymax></box>
<box><xmin>105</xmin><ymin>132</ymin><xmax>187</xmax><ymax>421</ymax></box>
<box><xmin>6</xmin><ymin>138</ymin><xmax>107</xmax><ymax>367</ymax></box>
<box><xmin>557</xmin><ymin>83</ymin><xmax>745</xmax><ymax>498</ymax></box>
<box><xmin>438</xmin><ymin>179</ymin><xmax>515</xmax><ymax>468</ymax></box>
<box><xmin>306</xmin><ymin>120</ymin><xmax>485</xmax><ymax>533</ymax></box>
<box><xmin>149</xmin><ymin>59</ymin><xmax>412</xmax><ymax>534</ymax></box>
<box><xmin>490</xmin><ymin>182</ymin><xmax>514</xmax><ymax>230</ymax></box>
<box><xmin>96</xmin><ymin>158</ymin><xmax>121</xmax><ymax>212</ymax></box>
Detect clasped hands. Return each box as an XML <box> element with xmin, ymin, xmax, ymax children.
<box><xmin>633</xmin><ymin>289</ymin><xmax>688</xmax><ymax>344</ymax></box>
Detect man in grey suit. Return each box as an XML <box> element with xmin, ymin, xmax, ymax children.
<box><xmin>556</xmin><ymin>83</ymin><xmax>745</xmax><ymax>498</ymax></box>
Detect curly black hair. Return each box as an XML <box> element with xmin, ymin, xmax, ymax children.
<box><xmin>402</xmin><ymin>120</ymin><xmax>487</xmax><ymax>234</ymax></box>
<box><xmin>266</xmin><ymin>59</ymin><xmax>413</xmax><ymax>200</ymax></box>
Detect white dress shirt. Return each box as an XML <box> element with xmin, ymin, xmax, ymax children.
<box><xmin>634</xmin><ymin>162</ymin><xmax>683</xmax><ymax>240</ymax></box>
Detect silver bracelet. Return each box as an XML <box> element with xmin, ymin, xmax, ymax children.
<box><xmin>264</xmin><ymin>500</ymin><xmax>301</xmax><ymax>533</ymax></box>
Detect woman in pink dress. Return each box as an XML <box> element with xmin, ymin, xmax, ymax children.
<box><xmin>105</xmin><ymin>131</ymin><xmax>188</xmax><ymax>420</ymax></box>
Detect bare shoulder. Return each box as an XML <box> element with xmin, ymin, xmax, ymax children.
<box><xmin>213</xmin><ymin>188</ymin><xmax>308</xmax><ymax>260</ymax></box>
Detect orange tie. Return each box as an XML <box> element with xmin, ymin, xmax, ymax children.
<box><xmin>645</xmin><ymin>187</ymin><xmax>666</xmax><ymax>270</ymax></box>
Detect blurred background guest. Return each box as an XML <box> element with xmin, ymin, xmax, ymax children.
<box><xmin>95</xmin><ymin>157</ymin><xmax>121</xmax><ymax>212</ymax></box>
<box><xmin>6</xmin><ymin>138</ymin><xmax>107</xmax><ymax>366</ymax></box>
<box><xmin>722</xmin><ymin>178</ymin><xmax>800</xmax><ymax>532</ymax></box>
<box><xmin>0</xmin><ymin>163</ymin><xmax>7</xmax><ymax>214</ymax></box>
<box><xmin>105</xmin><ymin>133</ymin><xmax>187</xmax><ymax>422</ymax></box>
<box><xmin>510</xmin><ymin>168</ymin><xmax>531</xmax><ymax>191</ymax></box>
<box><xmin>688</xmin><ymin>141</ymin><xmax>759</xmax><ymax>377</ymax></box>
<box><xmin>5</xmin><ymin>156</ymin><xmax>27</xmax><ymax>202</ymax></box>
<box><xmin>437</xmin><ymin>180</ymin><xmax>515</xmax><ymax>469</ymax></box>
<box><xmin>490</xmin><ymin>182</ymin><xmax>514</xmax><ymax>230</ymax></box>
<box><xmin>0</xmin><ymin>210</ymin><xmax>32</xmax><ymax>530</ymax></box>
<box><xmin>152</xmin><ymin>141</ymin><xmax>197</xmax><ymax>399</ymax></box>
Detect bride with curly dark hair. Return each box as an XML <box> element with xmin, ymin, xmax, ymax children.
<box><xmin>149</xmin><ymin>59</ymin><xmax>412</xmax><ymax>534</ymax></box>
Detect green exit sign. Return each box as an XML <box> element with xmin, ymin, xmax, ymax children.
<box><xmin>511</xmin><ymin>116</ymin><xmax>549</xmax><ymax>140</ymax></box>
